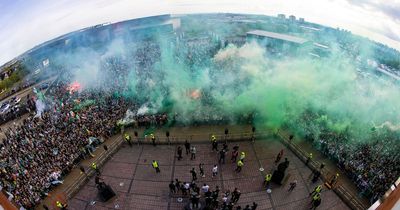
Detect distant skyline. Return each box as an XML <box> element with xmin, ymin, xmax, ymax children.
<box><xmin>0</xmin><ymin>0</ymin><xmax>399</xmax><ymax>66</ymax></box>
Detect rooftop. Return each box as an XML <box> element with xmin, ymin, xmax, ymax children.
<box><xmin>247</xmin><ymin>30</ymin><xmax>309</xmax><ymax>44</ymax></box>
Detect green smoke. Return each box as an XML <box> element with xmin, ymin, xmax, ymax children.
<box><xmin>118</xmin><ymin>38</ymin><xmax>400</xmax><ymax>147</ymax></box>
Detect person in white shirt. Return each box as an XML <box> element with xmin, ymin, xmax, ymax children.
<box><xmin>201</xmin><ymin>183</ymin><xmax>210</xmax><ymax>193</ymax></box>
<box><xmin>212</xmin><ymin>165</ymin><xmax>218</xmax><ymax>177</ymax></box>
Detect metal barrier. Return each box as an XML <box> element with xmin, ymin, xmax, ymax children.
<box><xmin>276</xmin><ymin>130</ymin><xmax>368</xmax><ymax>210</ymax></box>
<box><xmin>63</xmin><ymin>136</ymin><xmax>124</xmax><ymax>199</ymax></box>
<box><xmin>61</xmin><ymin>128</ymin><xmax>368</xmax><ymax>210</ymax></box>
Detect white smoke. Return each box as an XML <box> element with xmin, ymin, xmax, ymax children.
<box><xmin>34</xmin><ymin>99</ymin><xmax>46</xmax><ymax>118</ymax></box>
<box><xmin>375</xmin><ymin>121</ymin><xmax>400</xmax><ymax>131</ymax></box>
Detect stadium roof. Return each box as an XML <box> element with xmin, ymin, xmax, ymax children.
<box><xmin>247</xmin><ymin>30</ymin><xmax>309</xmax><ymax>44</ymax></box>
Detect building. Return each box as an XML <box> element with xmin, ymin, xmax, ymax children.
<box><xmin>246</xmin><ymin>30</ymin><xmax>311</xmax><ymax>53</ymax></box>
<box><xmin>299</xmin><ymin>18</ymin><xmax>305</xmax><ymax>23</ymax></box>
<box><xmin>277</xmin><ymin>14</ymin><xmax>286</xmax><ymax>19</ymax></box>
<box><xmin>289</xmin><ymin>15</ymin><xmax>296</xmax><ymax>22</ymax></box>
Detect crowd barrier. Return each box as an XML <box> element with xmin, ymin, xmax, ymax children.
<box><xmin>60</xmin><ymin>128</ymin><xmax>368</xmax><ymax>210</ymax></box>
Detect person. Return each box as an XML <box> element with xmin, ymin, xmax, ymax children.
<box><xmin>191</xmin><ymin>191</ymin><xmax>200</xmax><ymax>208</ymax></box>
<box><xmin>223</xmin><ymin>143</ymin><xmax>228</xmax><ymax>151</ymax></box>
<box><xmin>244</xmin><ymin>205</ymin><xmax>251</xmax><ymax>210</ymax></box>
<box><xmin>328</xmin><ymin>173</ymin><xmax>339</xmax><ymax>186</ymax></box>
<box><xmin>240</xmin><ymin>152</ymin><xmax>246</xmax><ymax>162</ymax></box>
<box><xmin>151</xmin><ymin>134</ymin><xmax>156</xmax><ymax>146</ymax></box>
<box><xmin>199</xmin><ymin>163</ymin><xmax>205</xmax><ymax>177</ymax></box>
<box><xmin>169</xmin><ymin>181</ymin><xmax>176</xmax><ymax>193</ymax></box>
<box><xmin>320</xmin><ymin>163</ymin><xmax>325</xmax><ymax>170</ymax></box>
<box><xmin>236</xmin><ymin>160</ymin><xmax>244</xmax><ymax>173</ymax></box>
<box><xmin>212</xmin><ymin>165</ymin><xmax>218</xmax><ymax>177</ymax></box>
<box><xmin>211</xmin><ymin>135</ymin><xmax>218</xmax><ymax>151</ymax></box>
<box><xmin>184</xmin><ymin>182</ymin><xmax>191</xmax><ymax>195</ymax></box>
<box><xmin>201</xmin><ymin>183</ymin><xmax>210</xmax><ymax>193</ymax></box>
<box><xmin>182</xmin><ymin>182</ymin><xmax>188</xmax><ymax>196</ymax></box>
<box><xmin>310</xmin><ymin>185</ymin><xmax>322</xmax><ymax>197</ymax></box>
<box><xmin>231</xmin><ymin>149</ymin><xmax>239</xmax><ymax>162</ymax></box>
<box><xmin>190</xmin><ymin>168</ymin><xmax>197</xmax><ymax>181</ymax></box>
<box><xmin>251</xmin><ymin>202</ymin><xmax>258</xmax><ymax>210</ymax></box>
<box><xmin>95</xmin><ymin>175</ymin><xmax>105</xmax><ymax>187</ymax></box>
<box><xmin>185</xmin><ymin>140</ymin><xmax>191</xmax><ymax>155</ymax></box>
<box><xmin>177</xmin><ymin>146</ymin><xmax>183</xmax><ymax>160</ymax></box>
<box><xmin>124</xmin><ymin>133</ymin><xmax>132</xmax><ymax>147</ymax></box>
<box><xmin>264</xmin><ymin>173</ymin><xmax>272</xmax><ymax>187</ymax></box>
<box><xmin>190</xmin><ymin>145</ymin><xmax>197</xmax><ymax>160</ymax></box>
<box><xmin>283</xmin><ymin>158</ymin><xmax>290</xmax><ymax>168</ymax></box>
<box><xmin>306</xmin><ymin>153</ymin><xmax>313</xmax><ymax>165</ymax></box>
<box><xmin>91</xmin><ymin>162</ymin><xmax>100</xmax><ymax>174</ymax></box>
<box><xmin>312</xmin><ymin>170</ymin><xmax>321</xmax><ymax>183</ymax></box>
<box><xmin>219</xmin><ymin>149</ymin><xmax>226</xmax><ymax>164</ymax></box>
<box><xmin>275</xmin><ymin>149</ymin><xmax>284</xmax><ymax>164</ymax></box>
<box><xmin>212</xmin><ymin>186</ymin><xmax>220</xmax><ymax>201</ymax></box>
<box><xmin>310</xmin><ymin>192</ymin><xmax>321</xmax><ymax>209</ymax></box>
<box><xmin>79</xmin><ymin>166</ymin><xmax>86</xmax><ymax>175</ymax></box>
<box><xmin>222</xmin><ymin>193</ymin><xmax>228</xmax><ymax>208</ymax></box>
<box><xmin>288</xmin><ymin>180</ymin><xmax>297</xmax><ymax>192</ymax></box>
<box><xmin>175</xmin><ymin>179</ymin><xmax>181</xmax><ymax>193</ymax></box>
<box><xmin>152</xmin><ymin>160</ymin><xmax>160</xmax><ymax>173</ymax></box>
<box><xmin>231</xmin><ymin>188</ymin><xmax>241</xmax><ymax>203</ymax></box>
<box><xmin>56</xmin><ymin>201</ymin><xmax>67</xmax><ymax>210</ymax></box>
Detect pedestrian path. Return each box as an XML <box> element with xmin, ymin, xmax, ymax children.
<box><xmin>67</xmin><ymin>139</ymin><xmax>350</xmax><ymax>210</ymax></box>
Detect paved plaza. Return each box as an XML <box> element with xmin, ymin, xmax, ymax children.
<box><xmin>68</xmin><ymin>139</ymin><xmax>350</xmax><ymax>210</ymax></box>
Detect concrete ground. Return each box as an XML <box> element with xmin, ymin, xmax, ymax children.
<box><xmin>67</xmin><ymin>138</ymin><xmax>350</xmax><ymax>210</ymax></box>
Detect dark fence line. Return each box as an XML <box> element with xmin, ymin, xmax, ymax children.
<box><xmin>276</xmin><ymin>129</ymin><xmax>368</xmax><ymax>210</ymax></box>
<box><xmin>61</xmin><ymin>129</ymin><xmax>368</xmax><ymax>210</ymax></box>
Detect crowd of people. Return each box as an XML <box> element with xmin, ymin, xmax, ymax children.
<box><xmin>290</xmin><ymin>107</ymin><xmax>400</xmax><ymax>204</ymax></box>
<box><xmin>0</xmin><ymin>77</ymin><xmax>129</xmax><ymax>208</ymax></box>
<box><xmin>167</xmin><ymin>140</ymin><xmax>260</xmax><ymax>210</ymax></box>
<box><xmin>316</xmin><ymin>131</ymin><xmax>399</xmax><ymax>203</ymax></box>
<box><xmin>0</xmin><ymin>32</ymin><xmax>397</xmax><ymax>209</ymax></box>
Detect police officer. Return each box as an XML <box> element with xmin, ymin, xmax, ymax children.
<box><xmin>151</xmin><ymin>134</ymin><xmax>156</xmax><ymax>146</ymax></box>
<box><xmin>240</xmin><ymin>152</ymin><xmax>246</xmax><ymax>162</ymax></box>
<box><xmin>152</xmin><ymin>160</ymin><xmax>160</xmax><ymax>173</ymax></box>
<box><xmin>124</xmin><ymin>133</ymin><xmax>132</xmax><ymax>147</ymax></box>
<box><xmin>56</xmin><ymin>201</ymin><xmax>67</xmax><ymax>210</ymax></box>
<box><xmin>211</xmin><ymin>135</ymin><xmax>218</xmax><ymax>151</ymax></box>
<box><xmin>310</xmin><ymin>185</ymin><xmax>322</xmax><ymax>197</ymax></box>
<box><xmin>310</xmin><ymin>192</ymin><xmax>321</xmax><ymax>209</ymax></box>
<box><xmin>264</xmin><ymin>173</ymin><xmax>272</xmax><ymax>188</ymax></box>
<box><xmin>91</xmin><ymin>162</ymin><xmax>100</xmax><ymax>174</ymax></box>
<box><xmin>235</xmin><ymin>160</ymin><xmax>244</xmax><ymax>173</ymax></box>
<box><xmin>306</xmin><ymin>153</ymin><xmax>313</xmax><ymax>165</ymax></box>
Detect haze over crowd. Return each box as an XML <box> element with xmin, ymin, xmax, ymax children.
<box><xmin>0</xmin><ymin>0</ymin><xmax>399</xmax><ymax>66</ymax></box>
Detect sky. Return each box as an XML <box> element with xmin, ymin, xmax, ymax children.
<box><xmin>0</xmin><ymin>0</ymin><xmax>399</xmax><ymax>66</ymax></box>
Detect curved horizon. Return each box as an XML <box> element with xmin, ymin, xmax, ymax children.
<box><xmin>0</xmin><ymin>0</ymin><xmax>399</xmax><ymax>66</ymax></box>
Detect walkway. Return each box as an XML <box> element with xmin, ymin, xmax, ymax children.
<box><xmin>68</xmin><ymin>138</ymin><xmax>350</xmax><ymax>210</ymax></box>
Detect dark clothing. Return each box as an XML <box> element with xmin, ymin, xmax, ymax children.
<box><xmin>219</xmin><ymin>150</ymin><xmax>226</xmax><ymax>164</ymax></box>
<box><xmin>185</xmin><ymin>141</ymin><xmax>190</xmax><ymax>154</ymax></box>
<box><xmin>199</xmin><ymin>164</ymin><xmax>205</xmax><ymax>177</ymax></box>
<box><xmin>212</xmin><ymin>141</ymin><xmax>218</xmax><ymax>151</ymax></box>
<box><xmin>177</xmin><ymin>147</ymin><xmax>183</xmax><ymax>160</ymax></box>
<box><xmin>231</xmin><ymin>150</ymin><xmax>238</xmax><ymax>162</ymax></box>
<box><xmin>169</xmin><ymin>182</ymin><xmax>176</xmax><ymax>193</ymax></box>
<box><xmin>288</xmin><ymin>182</ymin><xmax>297</xmax><ymax>191</ymax></box>
<box><xmin>175</xmin><ymin>179</ymin><xmax>181</xmax><ymax>192</ymax></box>
<box><xmin>190</xmin><ymin>169</ymin><xmax>197</xmax><ymax>181</ymax></box>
